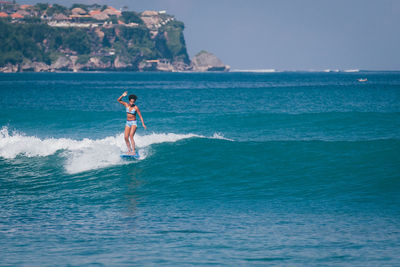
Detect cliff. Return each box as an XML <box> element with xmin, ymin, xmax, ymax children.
<box><xmin>0</xmin><ymin>3</ymin><xmax>229</xmax><ymax>72</ymax></box>
<box><xmin>191</xmin><ymin>50</ymin><xmax>230</xmax><ymax>72</ymax></box>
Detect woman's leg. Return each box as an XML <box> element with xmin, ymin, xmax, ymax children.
<box><xmin>124</xmin><ymin>126</ymin><xmax>132</xmax><ymax>152</ymax></box>
<box><xmin>129</xmin><ymin>126</ymin><xmax>137</xmax><ymax>154</ymax></box>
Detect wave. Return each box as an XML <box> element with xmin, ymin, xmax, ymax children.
<box><xmin>310</xmin><ymin>69</ymin><xmax>359</xmax><ymax>73</ymax></box>
<box><xmin>343</xmin><ymin>69</ymin><xmax>360</xmax><ymax>73</ymax></box>
<box><xmin>323</xmin><ymin>69</ymin><xmax>340</xmax><ymax>73</ymax></box>
<box><xmin>0</xmin><ymin>126</ymin><xmax>231</xmax><ymax>174</ymax></box>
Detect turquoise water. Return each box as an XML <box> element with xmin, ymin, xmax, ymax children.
<box><xmin>1</xmin><ymin>72</ymin><xmax>400</xmax><ymax>265</ymax></box>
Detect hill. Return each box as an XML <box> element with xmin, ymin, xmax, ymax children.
<box><xmin>0</xmin><ymin>2</ymin><xmax>196</xmax><ymax>72</ymax></box>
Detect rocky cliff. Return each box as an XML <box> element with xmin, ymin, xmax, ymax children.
<box><xmin>191</xmin><ymin>51</ymin><xmax>230</xmax><ymax>72</ymax></box>
<box><xmin>0</xmin><ymin>3</ymin><xmax>229</xmax><ymax>72</ymax></box>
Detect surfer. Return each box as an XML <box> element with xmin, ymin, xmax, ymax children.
<box><xmin>118</xmin><ymin>91</ymin><xmax>146</xmax><ymax>155</ymax></box>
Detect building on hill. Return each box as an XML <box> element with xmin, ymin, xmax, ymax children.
<box><xmin>16</xmin><ymin>10</ymin><xmax>30</xmax><ymax>17</ymax></box>
<box><xmin>11</xmin><ymin>12</ymin><xmax>23</xmax><ymax>19</ymax></box>
<box><xmin>71</xmin><ymin>7</ymin><xmax>86</xmax><ymax>15</ymax></box>
<box><xmin>53</xmin><ymin>13</ymin><xmax>69</xmax><ymax>21</ymax></box>
<box><xmin>0</xmin><ymin>11</ymin><xmax>8</xmax><ymax>17</ymax></box>
<box><xmin>91</xmin><ymin>12</ymin><xmax>109</xmax><ymax>21</ymax></box>
<box><xmin>141</xmin><ymin>10</ymin><xmax>158</xmax><ymax>16</ymax></box>
<box><xmin>140</xmin><ymin>10</ymin><xmax>175</xmax><ymax>30</ymax></box>
<box><xmin>89</xmin><ymin>10</ymin><xmax>101</xmax><ymax>16</ymax></box>
<box><xmin>141</xmin><ymin>11</ymin><xmax>161</xmax><ymax>30</ymax></box>
<box><xmin>69</xmin><ymin>14</ymin><xmax>90</xmax><ymax>18</ymax></box>
<box><xmin>103</xmin><ymin>6</ymin><xmax>121</xmax><ymax>16</ymax></box>
<box><xmin>20</xmin><ymin>4</ymin><xmax>32</xmax><ymax>10</ymax></box>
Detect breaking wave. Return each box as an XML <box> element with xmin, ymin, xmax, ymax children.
<box><xmin>0</xmin><ymin>126</ymin><xmax>231</xmax><ymax>174</ymax></box>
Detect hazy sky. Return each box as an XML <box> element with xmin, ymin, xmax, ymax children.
<box><xmin>19</xmin><ymin>0</ymin><xmax>400</xmax><ymax>70</ymax></box>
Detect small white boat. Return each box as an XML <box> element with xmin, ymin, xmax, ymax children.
<box><xmin>358</xmin><ymin>78</ymin><xmax>368</xmax><ymax>82</ymax></box>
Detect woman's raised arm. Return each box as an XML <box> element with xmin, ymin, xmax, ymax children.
<box><xmin>118</xmin><ymin>91</ymin><xmax>128</xmax><ymax>106</ymax></box>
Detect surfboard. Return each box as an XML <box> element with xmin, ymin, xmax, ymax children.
<box><xmin>120</xmin><ymin>152</ymin><xmax>140</xmax><ymax>160</ymax></box>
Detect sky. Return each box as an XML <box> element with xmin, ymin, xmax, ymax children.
<box><xmin>18</xmin><ymin>0</ymin><xmax>400</xmax><ymax>70</ymax></box>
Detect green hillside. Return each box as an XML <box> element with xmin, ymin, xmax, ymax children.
<box><xmin>0</xmin><ymin>3</ymin><xmax>190</xmax><ymax>71</ymax></box>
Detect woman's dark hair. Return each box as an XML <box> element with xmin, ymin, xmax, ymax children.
<box><xmin>129</xmin><ymin>94</ymin><xmax>137</xmax><ymax>101</ymax></box>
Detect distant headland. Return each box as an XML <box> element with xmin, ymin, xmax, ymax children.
<box><xmin>0</xmin><ymin>1</ymin><xmax>230</xmax><ymax>72</ymax></box>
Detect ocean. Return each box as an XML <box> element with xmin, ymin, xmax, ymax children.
<box><xmin>1</xmin><ymin>71</ymin><xmax>399</xmax><ymax>265</ymax></box>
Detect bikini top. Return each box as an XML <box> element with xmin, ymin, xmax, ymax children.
<box><xmin>126</xmin><ymin>105</ymin><xmax>136</xmax><ymax>115</ymax></box>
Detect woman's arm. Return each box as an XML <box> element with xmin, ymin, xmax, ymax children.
<box><xmin>118</xmin><ymin>91</ymin><xmax>128</xmax><ymax>106</ymax></box>
<box><xmin>136</xmin><ymin>107</ymin><xmax>147</xmax><ymax>129</ymax></box>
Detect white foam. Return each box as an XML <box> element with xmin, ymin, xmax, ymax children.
<box><xmin>212</xmin><ymin>132</ymin><xmax>234</xmax><ymax>141</ymax></box>
<box><xmin>323</xmin><ymin>69</ymin><xmax>340</xmax><ymax>73</ymax></box>
<box><xmin>0</xmin><ymin>126</ymin><xmax>232</xmax><ymax>174</ymax></box>
<box><xmin>343</xmin><ymin>69</ymin><xmax>360</xmax><ymax>73</ymax></box>
<box><xmin>0</xmin><ymin>126</ymin><xmax>82</xmax><ymax>159</ymax></box>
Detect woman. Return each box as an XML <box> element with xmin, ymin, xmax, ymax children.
<box><xmin>118</xmin><ymin>91</ymin><xmax>146</xmax><ymax>155</ymax></box>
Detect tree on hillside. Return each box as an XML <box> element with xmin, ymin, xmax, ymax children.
<box><xmin>47</xmin><ymin>4</ymin><xmax>70</xmax><ymax>16</ymax></box>
<box><xmin>34</xmin><ymin>3</ymin><xmax>48</xmax><ymax>12</ymax></box>
<box><xmin>121</xmin><ymin>11</ymin><xmax>142</xmax><ymax>24</ymax></box>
